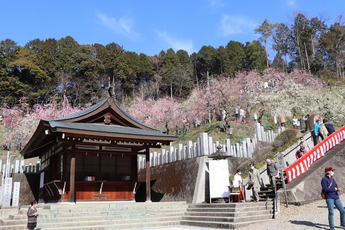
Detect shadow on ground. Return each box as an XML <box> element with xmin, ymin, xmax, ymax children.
<box><xmin>289</xmin><ymin>220</ymin><xmax>329</xmax><ymax>229</ymax></box>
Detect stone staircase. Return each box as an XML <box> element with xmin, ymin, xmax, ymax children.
<box><xmin>0</xmin><ymin>183</ymin><xmax>282</xmax><ymax>230</ymax></box>
<box><xmin>257</xmin><ymin>177</ymin><xmax>283</xmax><ymax>202</ymax></box>
<box><xmin>0</xmin><ymin>202</ymin><xmax>188</xmax><ymax>230</ymax></box>
<box><xmin>181</xmin><ymin>201</ymin><xmax>274</xmax><ymax>229</ymax></box>
<box><xmin>0</xmin><ymin>199</ymin><xmax>278</xmax><ymax>230</ymax></box>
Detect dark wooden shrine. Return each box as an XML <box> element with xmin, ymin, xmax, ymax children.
<box><xmin>21</xmin><ymin>97</ymin><xmax>177</xmax><ymax>203</ymax></box>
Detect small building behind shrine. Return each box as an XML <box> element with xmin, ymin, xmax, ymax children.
<box><xmin>21</xmin><ymin>97</ymin><xmax>177</xmax><ymax>203</ymax></box>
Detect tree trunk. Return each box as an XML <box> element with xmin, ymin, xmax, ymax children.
<box><xmin>112</xmin><ymin>76</ymin><xmax>115</xmax><ymax>98</ymax></box>
<box><xmin>170</xmin><ymin>83</ymin><xmax>173</xmax><ymax>98</ymax></box>
<box><xmin>304</xmin><ymin>42</ymin><xmax>311</xmax><ymax>74</ymax></box>
<box><xmin>265</xmin><ymin>41</ymin><xmax>269</xmax><ymax>69</ymax></box>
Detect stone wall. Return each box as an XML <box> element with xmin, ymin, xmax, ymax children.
<box><xmin>0</xmin><ymin>173</ymin><xmax>39</xmax><ymax>208</ymax></box>
<box><xmin>137</xmin><ymin>157</ymin><xmax>200</xmax><ymax>203</ymax></box>
<box><xmin>137</xmin><ymin>156</ymin><xmax>249</xmax><ymax>204</ymax></box>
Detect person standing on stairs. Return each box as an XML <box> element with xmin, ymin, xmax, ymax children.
<box><xmin>266</xmin><ymin>159</ymin><xmax>278</xmax><ymax>191</ymax></box>
<box><xmin>321</xmin><ymin>167</ymin><xmax>345</xmax><ymax>230</ymax></box>
<box><xmin>313</xmin><ymin>119</ymin><xmax>324</xmax><ymax>145</ymax></box>
<box><xmin>232</xmin><ymin>169</ymin><xmax>244</xmax><ymax>202</ymax></box>
<box><xmin>248</xmin><ymin>163</ymin><xmax>261</xmax><ymax>202</ymax></box>
<box><xmin>323</xmin><ymin>119</ymin><xmax>336</xmax><ymax>136</ymax></box>
<box><xmin>27</xmin><ymin>200</ymin><xmax>39</xmax><ymax>230</ymax></box>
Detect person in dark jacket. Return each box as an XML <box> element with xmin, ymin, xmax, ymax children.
<box><xmin>321</xmin><ymin>167</ymin><xmax>345</xmax><ymax>230</ymax></box>
<box><xmin>266</xmin><ymin>159</ymin><xmax>278</xmax><ymax>190</ymax></box>
<box><xmin>323</xmin><ymin>119</ymin><xmax>336</xmax><ymax>136</ymax></box>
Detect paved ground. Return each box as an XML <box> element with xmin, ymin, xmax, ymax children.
<box><xmin>140</xmin><ymin>194</ymin><xmax>345</xmax><ymax>230</ymax></box>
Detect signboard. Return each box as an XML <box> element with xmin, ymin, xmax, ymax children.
<box><xmin>276</xmin><ymin>153</ymin><xmax>285</xmax><ymax>171</ymax></box>
<box><xmin>2</xmin><ymin>177</ymin><xmax>13</xmax><ymax>207</ymax></box>
<box><xmin>40</xmin><ymin>172</ymin><xmax>44</xmax><ymax>188</ymax></box>
<box><xmin>209</xmin><ymin>159</ymin><xmax>229</xmax><ymax>202</ymax></box>
<box><xmin>12</xmin><ymin>182</ymin><xmax>20</xmax><ymax>207</ymax></box>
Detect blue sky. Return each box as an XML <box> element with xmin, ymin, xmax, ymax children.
<box><xmin>1</xmin><ymin>0</ymin><xmax>344</xmax><ymax>56</ymax></box>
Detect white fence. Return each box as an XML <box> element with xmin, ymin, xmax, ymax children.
<box><xmin>0</xmin><ymin>159</ymin><xmax>40</xmax><ymax>175</ymax></box>
<box><xmin>0</xmin><ymin>123</ymin><xmax>286</xmax><ymax>173</ymax></box>
<box><xmin>138</xmin><ymin>123</ymin><xmax>286</xmax><ymax>170</ymax></box>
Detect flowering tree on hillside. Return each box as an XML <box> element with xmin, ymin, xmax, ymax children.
<box><xmin>126</xmin><ymin>68</ymin><xmax>334</xmax><ymax>134</ymax></box>
<box><xmin>1</xmin><ymin>96</ymin><xmax>81</xmax><ymax>149</ymax></box>
<box><xmin>127</xmin><ymin>96</ymin><xmax>180</xmax><ymax>134</ymax></box>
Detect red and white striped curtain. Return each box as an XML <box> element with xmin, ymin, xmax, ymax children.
<box><xmin>284</xmin><ymin>126</ymin><xmax>345</xmax><ymax>183</ymax></box>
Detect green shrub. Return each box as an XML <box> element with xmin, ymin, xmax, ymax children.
<box><xmin>272</xmin><ymin>128</ymin><xmax>299</xmax><ymax>152</ymax></box>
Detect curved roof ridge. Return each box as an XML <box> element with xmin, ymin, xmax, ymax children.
<box><xmin>54</xmin><ymin>98</ymin><xmax>108</xmax><ymax>121</ymax></box>
<box><xmin>48</xmin><ymin>120</ymin><xmax>173</xmax><ymax>137</ymax></box>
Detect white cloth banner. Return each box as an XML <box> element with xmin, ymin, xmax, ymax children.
<box><xmin>209</xmin><ymin>160</ymin><xmax>229</xmax><ymax>201</ymax></box>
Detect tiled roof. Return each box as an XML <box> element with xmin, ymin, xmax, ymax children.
<box><xmin>54</xmin><ymin>98</ymin><xmax>108</xmax><ymax>121</ymax></box>
<box><xmin>48</xmin><ymin>121</ymin><xmax>172</xmax><ymax>137</ymax></box>
<box><xmin>53</xmin><ymin>97</ymin><xmax>152</xmax><ymax>129</ymax></box>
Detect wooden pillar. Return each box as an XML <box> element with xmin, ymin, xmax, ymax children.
<box><xmin>145</xmin><ymin>148</ymin><xmax>151</xmax><ymax>202</ymax></box>
<box><xmin>69</xmin><ymin>144</ymin><xmax>76</xmax><ymax>203</ymax></box>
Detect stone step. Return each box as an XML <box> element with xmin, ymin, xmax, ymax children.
<box><xmin>181</xmin><ymin>218</ymin><xmax>274</xmax><ymax>229</ymax></box>
<box><xmin>38</xmin><ymin>201</ymin><xmax>188</xmax><ymax>210</ymax></box>
<box><xmin>38</xmin><ymin>211</ymin><xmax>183</xmax><ymax>223</ymax></box>
<box><xmin>0</xmin><ymin>202</ymin><xmax>188</xmax><ymax>230</ymax></box>
<box><xmin>0</xmin><ymin>224</ymin><xmax>27</xmax><ymax>230</ymax></box>
<box><xmin>182</xmin><ymin>213</ymin><xmax>273</xmax><ymax>223</ymax></box>
<box><xmin>184</xmin><ymin>209</ymin><xmax>272</xmax><ymax>217</ymax></box>
<box><xmin>0</xmin><ymin>217</ymin><xmax>181</xmax><ymax>230</ymax></box>
<box><xmin>0</xmin><ymin>218</ymin><xmax>27</xmax><ymax>226</ymax></box>
<box><xmin>188</xmin><ymin>201</ymin><xmax>274</xmax><ymax>209</ymax></box>
<box><xmin>0</xmin><ymin>211</ymin><xmax>184</xmax><ymax>226</ymax></box>
<box><xmin>36</xmin><ymin>215</ymin><xmax>182</xmax><ymax>229</ymax></box>
<box><xmin>187</xmin><ymin>204</ymin><xmax>272</xmax><ymax>212</ymax></box>
<box><xmin>37</xmin><ymin>220</ymin><xmax>181</xmax><ymax>230</ymax></box>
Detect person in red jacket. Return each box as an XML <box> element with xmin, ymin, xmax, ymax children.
<box><xmin>295</xmin><ymin>146</ymin><xmax>308</xmax><ymax>159</ymax></box>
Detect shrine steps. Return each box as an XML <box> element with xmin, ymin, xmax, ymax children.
<box><xmin>180</xmin><ymin>201</ymin><xmax>274</xmax><ymax>229</ymax></box>
<box><xmin>0</xmin><ymin>201</ymin><xmax>275</xmax><ymax>229</ymax></box>
<box><xmin>0</xmin><ymin>201</ymin><xmax>188</xmax><ymax>230</ymax></box>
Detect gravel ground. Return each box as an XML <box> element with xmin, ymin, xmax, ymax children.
<box><xmin>144</xmin><ymin>194</ymin><xmax>345</xmax><ymax>230</ymax></box>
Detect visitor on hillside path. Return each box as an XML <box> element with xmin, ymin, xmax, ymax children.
<box><xmin>314</xmin><ymin>119</ymin><xmax>324</xmax><ymax>145</ymax></box>
<box><xmin>221</xmin><ymin>109</ymin><xmax>227</xmax><ymax>121</ymax></box>
<box><xmin>280</xmin><ymin>114</ymin><xmax>286</xmax><ymax>127</ymax></box>
<box><xmin>303</xmin><ymin>114</ymin><xmax>310</xmax><ymax>132</ymax></box>
<box><xmin>295</xmin><ymin>146</ymin><xmax>308</xmax><ymax>160</ymax></box>
<box><xmin>299</xmin><ymin>136</ymin><xmax>311</xmax><ymax>151</ymax></box>
<box><xmin>292</xmin><ymin>116</ymin><xmax>299</xmax><ymax>129</ymax></box>
<box><xmin>266</xmin><ymin>159</ymin><xmax>278</xmax><ymax>190</ymax></box>
<box><xmin>235</xmin><ymin>105</ymin><xmax>240</xmax><ymax>119</ymax></box>
<box><xmin>239</xmin><ymin>108</ymin><xmax>245</xmax><ymax>123</ymax></box>
<box><xmin>194</xmin><ymin>118</ymin><xmax>201</xmax><ymax>128</ymax></box>
<box><xmin>3</xmin><ymin>142</ymin><xmax>9</xmax><ymax>150</ymax></box>
<box><xmin>321</xmin><ymin>167</ymin><xmax>345</xmax><ymax>230</ymax></box>
<box><xmin>323</xmin><ymin>119</ymin><xmax>336</xmax><ymax>136</ymax></box>
<box><xmin>248</xmin><ymin>163</ymin><xmax>261</xmax><ymax>202</ymax></box>
<box><xmin>27</xmin><ymin>200</ymin><xmax>39</xmax><ymax>230</ymax></box>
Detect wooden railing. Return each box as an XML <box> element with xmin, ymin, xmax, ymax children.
<box><xmin>284</xmin><ymin>126</ymin><xmax>345</xmax><ymax>183</ymax></box>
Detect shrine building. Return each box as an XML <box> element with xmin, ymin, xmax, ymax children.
<box><xmin>21</xmin><ymin>97</ymin><xmax>177</xmax><ymax>203</ymax></box>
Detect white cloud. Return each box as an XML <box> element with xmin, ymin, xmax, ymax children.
<box><xmin>218</xmin><ymin>15</ymin><xmax>257</xmax><ymax>37</ymax></box>
<box><xmin>287</xmin><ymin>0</ymin><xmax>296</xmax><ymax>6</ymax></box>
<box><xmin>155</xmin><ymin>30</ymin><xmax>194</xmax><ymax>54</ymax></box>
<box><xmin>96</xmin><ymin>11</ymin><xmax>138</xmax><ymax>40</ymax></box>
<box><xmin>208</xmin><ymin>0</ymin><xmax>227</xmax><ymax>9</ymax></box>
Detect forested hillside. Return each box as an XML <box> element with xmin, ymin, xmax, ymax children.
<box><xmin>1</xmin><ymin>13</ymin><xmax>345</xmax><ymax>107</ymax></box>
<box><xmin>1</xmin><ymin>13</ymin><xmax>345</xmax><ymax>148</ymax></box>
